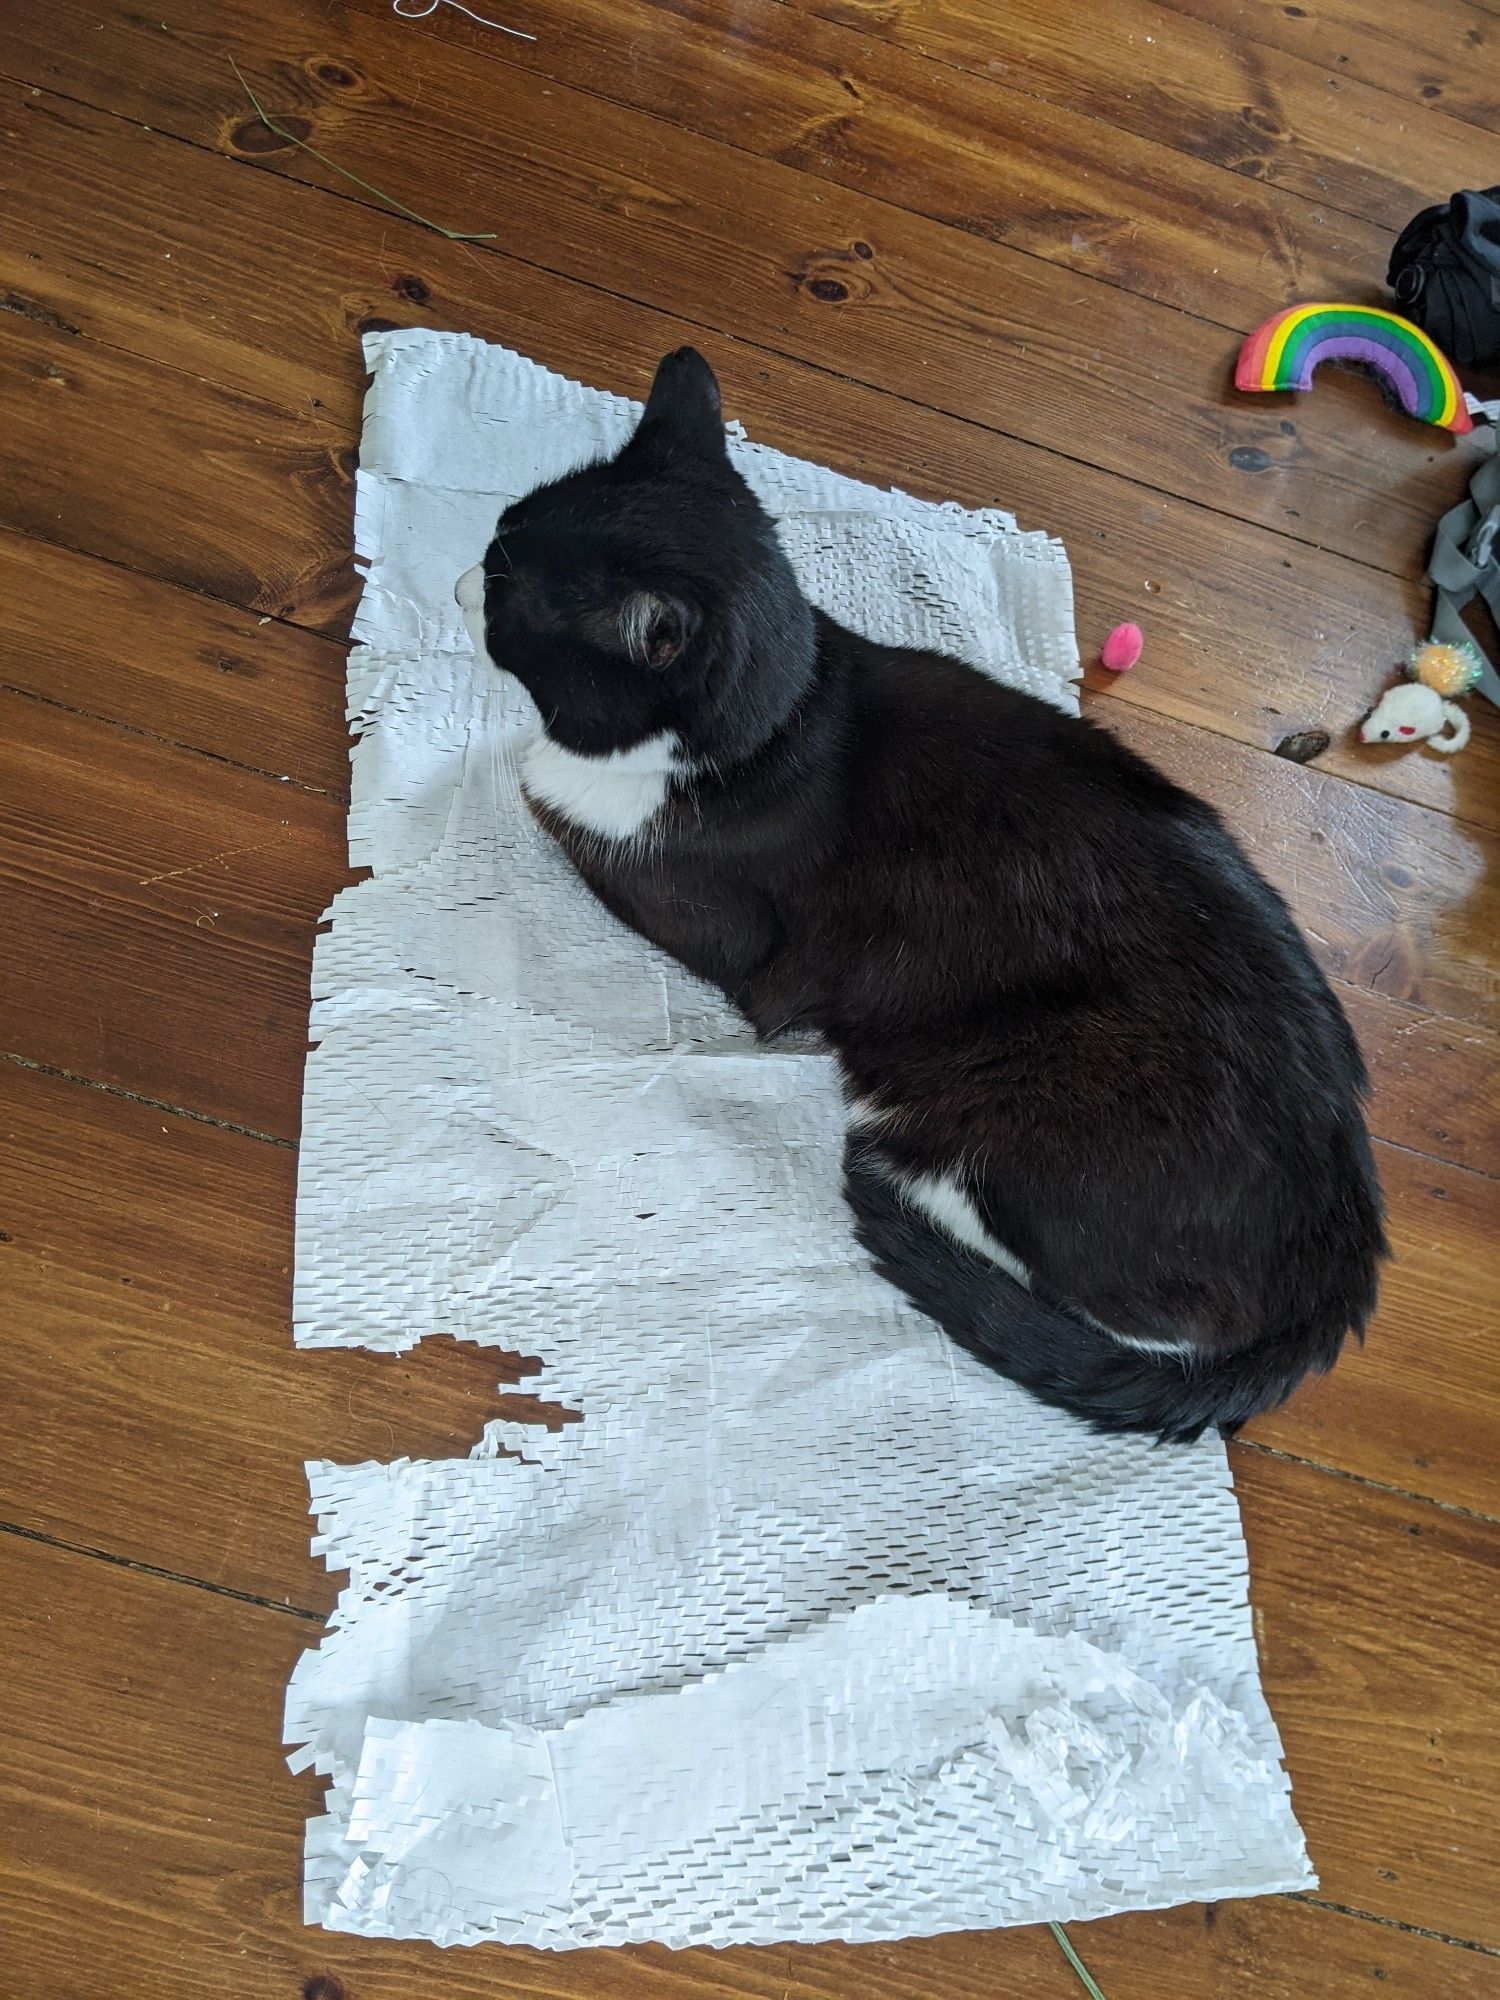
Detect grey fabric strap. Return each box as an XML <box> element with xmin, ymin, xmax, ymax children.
<box><xmin>1428</xmin><ymin>428</ymin><xmax>1500</xmax><ymax>709</ymax></box>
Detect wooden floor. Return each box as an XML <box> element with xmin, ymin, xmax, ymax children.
<box><xmin>2</xmin><ymin>0</ymin><xmax>1498</xmax><ymax>1993</ymax></box>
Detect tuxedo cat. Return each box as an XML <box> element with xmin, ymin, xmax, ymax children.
<box><xmin>456</xmin><ymin>348</ymin><xmax>1385</xmax><ymax>1442</ymax></box>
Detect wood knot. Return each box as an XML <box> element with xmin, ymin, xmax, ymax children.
<box><xmin>1238</xmin><ymin>102</ymin><xmax>1289</xmax><ymax>141</ymax></box>
<box><xmin>311</xmin><ymin>60</ymin><xmax>358</xmax><ymax>88</ymax></box>
<box><xmin>302</xmin><ymin>1978</ymin><xmax>347</xmax><ymax>2000</ymax></box>
<box><xmin>232</xmin><ymin>113</ymin><xmax>309</xmax><ymax>154</ymax></box>
<box><xmin>1273</xmin><ymin>729</ymin><xmax>1329</xmax><ymax>764</ymax></box>
<box><xmin>789</xmin><ymin>246</ymin><xmax>876</xmax><ymax>307</ymax></box>
<box><xmin>0</xmin><ymin>290</ymin><xmax>80</xmax><ymax>335</ymax></box>
<box><xmin>392</xmin><ymin>274</ymin><xmax>430</xmax><ymax>305</ymax></box>
<box><xmin>1348</xmin><ymin>924</ymin><xmax>1420</xmax><ymax>1003</ymax></box>
<box><xmin>829</xmin><ymin>0</ymin><xmax>904</xmax><ymax>22</ymax></box>
<box><xmin>1226</xmin><ymin>422</ymin><xmax>1303</xmax><ymax>477</ymax></box>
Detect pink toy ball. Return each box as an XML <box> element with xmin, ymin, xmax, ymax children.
<box><xmin>1100</xmin><ymin>622</ymin><xmax>1143</xmax><ymax>673</ymax></box>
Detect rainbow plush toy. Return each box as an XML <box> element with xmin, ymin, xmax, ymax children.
<box><xmin>1235</xmin><ymin>304</ymin><xmax>1472</xmax><ymax>434</ymax></box>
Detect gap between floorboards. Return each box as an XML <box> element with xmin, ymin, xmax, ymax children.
<box><xmin>0</xmin><ymin>72</ymin><xmax>1447</xmax><ymax>595</ymax></box>
<box><xmin>337</xmin><ymin>0</ymin><xmax>1401</xmax><ymax>295</ymax></box>
<box><xmin>1</xmin><ymin>479</ymin><xmax>1489</xmax><ymax>845</ymax></box>
<box><xmin>0</xmin><ymin>681</ymin><xmax>348</xmax><ymax>801</ymax></box>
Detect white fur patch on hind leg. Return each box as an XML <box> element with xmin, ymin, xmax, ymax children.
<box><xmin>861</xmin><ymin>1131</ymin><xmax>1200</xmax><ymax>1361</ymax></box>
<box><xmin>891</xmin><ymin>1165</ymin><xmax>1035</xmax><ymax>1290</ymax></box>
<box><xmin>1097</xmin><ymin>1324</ymin><xmax>1199</xmax><ymax>1361</ymax></box>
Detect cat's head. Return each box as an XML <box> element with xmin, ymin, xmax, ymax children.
<box><xmin>457</xmin><ymin>348</ymin><xmax>815</xmax><ymax>767</ymax></box>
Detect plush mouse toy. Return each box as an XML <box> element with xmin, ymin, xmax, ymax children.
<box><xmin>1360</xmin><ymin>680</ymin><xmax>1469</xmax><ymax>751</ymax></box>
<box><xmin>1359</xmin><ymin>640</ymin><xmax>1482</xmax><ymax>753</ymax></box>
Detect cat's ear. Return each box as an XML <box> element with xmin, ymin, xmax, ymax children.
<box><xmin>618</xmin><ymin>589</ymin><xmax>700</xmax><ymax>669</ymax></box>
<box><xmin>635</xmin><ymin>347</ymin><xmax>726</xmax><ymax>457</ymax></box>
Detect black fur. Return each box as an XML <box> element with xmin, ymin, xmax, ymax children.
<box><xmin>472</xmin><ymin>348</ymin><xmax>1386</xmax><ymax>1442</ymax></box>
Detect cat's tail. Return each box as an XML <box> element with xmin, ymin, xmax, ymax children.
<box><xmin>843</xmin><ymin>1142</ymin><xmax>1348</xmax><ymax>1444</ymax></box>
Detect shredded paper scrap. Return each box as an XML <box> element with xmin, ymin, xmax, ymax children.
<box><xmin>287</xmin><ymin>330</ymin><xmax>1313</xmax><ymax>1948</ymax></box>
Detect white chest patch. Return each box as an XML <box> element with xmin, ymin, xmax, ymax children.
<box><xmin>522</xmin><ymin>730</ymin><xmax>682</xmax><ymax>843</ymax></box>
<box><xmin>453</xmin><ymin>564</ymin><xmax>683</xmax><ymax>845</ymax></box>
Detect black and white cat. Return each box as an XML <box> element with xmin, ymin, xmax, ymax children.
<box><xmin>456</xmin><ymin>348</ymin><xmax>1385</xmax><ymax>1442</ymax></box>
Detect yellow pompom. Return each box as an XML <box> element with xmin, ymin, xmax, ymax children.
<box><xmin>1408</xmin><ymin>640</ymin><xmax>1482</xmax><ymax>698</ymax></box>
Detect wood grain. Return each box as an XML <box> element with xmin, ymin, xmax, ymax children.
<box><xmin>0</xmin><ymin>691</ymin><xmax>347</xmax><ymax>1139</ymax></box>
<box><xmin>6</xmin><ymin>1476</ymin><xmax>1498</xmax><ymax>1990</ymax></box>
<box><xmin>2</xmin><ymin>1022</ymin><xmax>1494</xmax><ymax>1632</ymax></box>
<box><xmin>1247</xmin><ymin>1144</ymin><xmax>1500</xmax><ymax>1511</ymax></box>
<box><xmin>0</xmin><ymin>5</ymin><xmax>1477</xmax><ymax>578</ymax></box>
<box><xmin>1237</xmin><ymin>1466</ymin><xmax>1500</xmax><ymax>1942</ymax></box>
<box><xmin>6</xmin><ymin>89</ymin><xmax>1500</xmax><ymax>829</ymax></box>
<box><xmin>1160</xmin><ymin>0</ymin><xmax>1500</xmax><ymax>136</ymax></box>
<box><xmin>0</xmin><ymin>316</ymin><xmax>358</xmax><ymax>633</ymax></box>
<box><xmin>1342</xmin><ymin>985</ymin><xmax>1500</xmax><ymax>1176</ymax></box>
<box><xmin>0</xmin><ymin>1061</ymin><xmax>539</xmax><ymax>1607</ymax></box>
<box><xmin>2</xmin><ymin>677</ymin><xmax>1495</xmax><ymax>1154</ymax></box>
<box><xmin>1103</xmin><ymin>705</ymin><xmax>1497</xmax><ymax>1027</ymax></box>
<box><xmin>335</xmin><ymin>0</ymin><xmax>1396</xmax><ymax>332</ymax></box>
<box><xmin>0</xmin><ymin>530</ymin><xmax>349</xmax><ymax>795</ymax></box>
<box><xmin>3</xmin><ymin>0</ymin><xmax>1498</xmax><ymax>1984</ymax></box>
<box><xmin>787</xmin><ymin>0</ymin><xmax>1500</xmax><ymax>229</ymax></box>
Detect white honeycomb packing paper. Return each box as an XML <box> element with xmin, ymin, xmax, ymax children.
<box><xmin>287</xmin><ymin>329</ymin><xmax>1313</xmax><ymax>1948</ymax></box>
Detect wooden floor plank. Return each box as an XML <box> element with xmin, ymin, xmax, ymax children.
<box><xmin>0</xmin><ymin>1062</ymin><xmax>535</xmax><ymax>1607</ymax></box>
<box><xmin>1236</xmin><ymin>1464</ymin><xmax>1500</xmax><ymax>1942</ymax></box>
<box><xmin>1341</xmin><ymin>986</ymin><xmax>1500</xmax><ymax>1177</ymax></box>
<box><xmin>334</xmin><ymin>0</ymin><xmax>1396</xmax><ymax>333</ymax></box>
<box><xmin>3</xmin><ymin>683</ymin><xmax>1494</xmax><ymax>1154</ymax></box>
<box><xmin>1161</xmin><ymin>0</ymin><xmax>1500</xmax><ymax>136</ymax></box>
<box><xmin>0</xmin><ymin>317</ymin><xmax>358</xmax><ymax>633</ymax></box>
<box><xmin>1103</xmin><ymin>705</ymin><xmax>1497</xmax><ymax>1027</ymax></box>
<box><xmin>6</xmin><ymin>1478</ymin><xmax>1498</xmax><ymax>1982</ymax></box>
<box><xmin>4</xmin><ymin>0</ymin><xmax>1498</xmax><ymax>1982</ymax></box>
<box><xmin>2</xmin><ymin>1023</ymin><xmax>1494</xmax><ymax>1630</ymax></box>
<box><xmin>0</xmin><ymin>692</ymin><xmax>348</xmax><ymax>1139</ymax></box>
<box><xmin>0</xmin><ymin>6</ymin><xmax>1477</xmax><ymax>579</ymax></box>
<box><xmin>0</xmin><ymin>530</ymin><xmax>349</xmax><ymax>795</ymax></box>
<box><xmin>788</xmin><ymin>0</ymin><xmax>1500</xmax><ymax>230</ymax></box>
<box><xmin>7</xmin><ymin>99</ymin><xmax>1500</xmax><ymax>828</ymax></box>
<box><xmin>1249</xmin><ymin>1143</ymin><xmax>1500</xmax><ymax>1509</ymax></box>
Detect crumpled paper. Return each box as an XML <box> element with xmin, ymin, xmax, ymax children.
<box><xmin>286</xmin><ymin>329</ymin><xmax>1313</xmax><ymax>1948</ymax></box>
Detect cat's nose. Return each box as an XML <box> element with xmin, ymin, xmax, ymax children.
<box><xmin>455</xmin><ymin>563</ymin><xmax>484</xmax><ymax>611</ymax></box>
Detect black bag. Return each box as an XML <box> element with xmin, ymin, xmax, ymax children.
<box><xmin>1388</xmin><ymin>186</ymin><xmax>1500</xmax><ymax>370</ymax></box>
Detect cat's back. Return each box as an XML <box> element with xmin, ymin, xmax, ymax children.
<box><xmin>830</xmin><ymin>632</ymin><xmax>1230</xmax><ymax>921</ymax></box>
<box><xmin>817</xmin><ymin>628</ymin><xmax>1357</xmax><ymax>1092</ymax></box>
